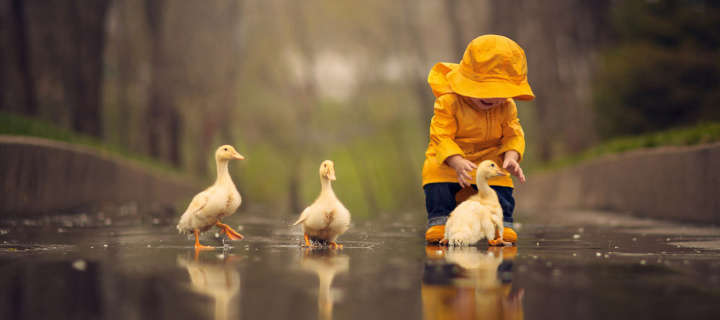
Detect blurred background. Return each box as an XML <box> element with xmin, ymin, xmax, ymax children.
<box><xmin>2</xmin><ymin>0</ymin><xmax>719</xmax><ymax>219</ymax></box>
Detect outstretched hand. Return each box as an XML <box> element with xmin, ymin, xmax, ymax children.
<box><xmin>503</xmin><ymin>150</ymin><xmax>526</xmax><ymax>183</ymax></box>
<box><xmin>445</xmin><ymin>155</ymin><xmax>477</xmax><ymax>188</ymax></box>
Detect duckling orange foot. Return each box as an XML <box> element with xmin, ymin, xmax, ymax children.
<box><xmin>193</xmin><ymin>229</ymin><xmax>214</xmax><ymax>249</ymax></box>
<box><xmin>216</xmin><ymin>222</ymin><xmax>244</xmax><ymax>240</ymax></box>
<box><xmin>301</xmin><ymin>234</ymin><xmax>317</xmax><ymax>247</ymax></box>
<box><xmin>488</xmin><ymin>238</ymin><xmax>512</xmax><ymax>247</ymax></box>
<box><xmin>439</xmin><ymin>238</ymin><xmax>449</xmax><ymax>245</ymax></box>
<box><xmin>329</xmin><ymin>242</ymin><xmax>343</xmax><ymax>249</ymax></box>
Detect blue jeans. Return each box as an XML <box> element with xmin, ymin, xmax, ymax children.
<box><xmin>424</xmin><ymin>183</ymin><xmax>515</xmax><ymax>229</ymax></box>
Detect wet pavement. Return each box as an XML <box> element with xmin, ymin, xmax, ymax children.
<box><xmin>1</xmin><ymin>207</ymin><xmax>719</xmax><ymax>320</ymax></box>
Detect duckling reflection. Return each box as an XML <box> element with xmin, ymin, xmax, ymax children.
<box><xmin>422</xmin><ymin>245</ymin><xmax>523</xmax><ymax>320</ymax></box>
<box><xmin>177</xmin><ymin>249</ymin><xmax>241</xmax><ymax>320</ymax></box>
<box><xmin>298</xmin><ymin>248</ymin><xmax>349</xmax><ymax>320</ymax></box>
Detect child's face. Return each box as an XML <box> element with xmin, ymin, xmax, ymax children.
<box><xmin>468</xmin><ymin>97</ymin><xmax>505</xmax><ymax>110</ymax></box>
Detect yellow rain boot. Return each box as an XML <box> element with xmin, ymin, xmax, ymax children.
<box><xmin>494</xmin><ymin>227</ymin><xmax>518</xmax><ymax>244</ymax></box>
<box><xmin>425</xmin><ymin>225</ymin><xmax>445</xmax><ymax>244</ymax></box>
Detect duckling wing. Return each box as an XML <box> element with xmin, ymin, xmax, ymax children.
<box><xmin>177</xmin><ymin>191</ymin><xmax>211</xmax><ymax>232</ymax></box>
<box><xmin>185</xmin><ymin>192</ymin><xmax>210</xmax><ymax>217</ymax></box>
<box><xmin>293</xmin><ymin>206</ymin><xmax>311</xmax><ymax>226</ymax></box>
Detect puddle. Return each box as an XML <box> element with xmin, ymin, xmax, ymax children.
<box><xmin>0</xmin><ymin>210</ymin><xmax>719</xmax><ymax>319</ymax></box>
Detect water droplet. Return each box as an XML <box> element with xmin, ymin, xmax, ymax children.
<box><xmin>573</xmin><ymin>234</ymin><xmax>581</xmax><ymax>239</ymax></box>
<box><xmin>640</xmin><ymin>260</ymin><xmax>647</xmax><ymax>265</ymax></box>
<box><xmin>596</xmin><ymin>252</ymin><xmax>602</xmax><ymax>257</ymax></box>
<box><xmin>72</xmin><ymin>260</ymin><xmax>87</xmax><ymax>271</ymax></box>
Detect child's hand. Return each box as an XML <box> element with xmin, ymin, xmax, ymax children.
<box><xmin>503</xmin><ymin>150</ymin><xmax>526</xmax><ymax>183</ymax></box>
<box><xmin>446</xmin><ymin>155</ymin><xmax>477</xmax><ymax>187</ymax></box>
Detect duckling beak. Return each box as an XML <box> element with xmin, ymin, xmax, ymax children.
<box><xmin>232</xmin><ymin>152</ymin><xmax>244</xmax><ymax>160</ymax></box>
<box><xmin>327</xmin><ymin>170</ymin><xmax>337</xmax><ymax>181</ymax></box>
<box><xmin>496</xmin><ymin>170</ymin><xmax>506</xmax><ymax>177</ymax></box>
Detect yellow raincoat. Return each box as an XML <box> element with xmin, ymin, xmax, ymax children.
<box><xmin>421</xmin><ymin>62</ymin><xmax>525</xmax><ymax>188</ymax></box>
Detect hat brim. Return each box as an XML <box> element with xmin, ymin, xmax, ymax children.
<box><xmin>447</xmin><ymin>68</ymin><xmax>535</xmax><ymax>101</ymax></box>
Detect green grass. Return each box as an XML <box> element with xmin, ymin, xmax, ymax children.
<box><xmin>533</xmin><ymin>122</ymin><xmax>720</xmax><ymax>173</ymax></box>
<box><xmin>0</xmin><ymin>111</ymin><xmax>182</xmax><ymax>175</ymax></box>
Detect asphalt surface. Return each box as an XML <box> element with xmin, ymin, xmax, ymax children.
<box><xmin>1</xmin><ymin>207</ymin><xmax>719</xmax><ymax>320</ymax></box>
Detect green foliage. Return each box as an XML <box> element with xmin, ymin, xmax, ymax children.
<box><xmin>0</xmin><ymin>111</ymin><xmax>79</xmax><ymax>142</ymax></box>
<box><xmin>594</xmin><ymin>0</ymin><xmax>720</xmax><ymax>139</ymax></box>
<box><xmin>0</xmin><ymin>111</ymin><xmax>180</xmax><ymax>174</ymax></box>
<box><xmin>533</xmin><ymin>121</ymin><xmax>720</xmax><ymax>172</ymax></box>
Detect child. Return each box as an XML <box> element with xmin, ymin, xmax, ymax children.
<box><xmin>423</xmin><ymin>35</ymin><xmax>534</xmax><ymax>244</ymax></box>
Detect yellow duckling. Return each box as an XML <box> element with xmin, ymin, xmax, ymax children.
<box><xmin>440</xmin><ymin>160</ymin><xmax>511</xmax><ymax>247</ymax></box>
<box><xmin>177</xmin><ymin>145</ymin><xmax>245</xmax><ymax>248</ymax></box>
<box><xmin>293</xmin><ymin>160</ymin><xmax>351</xmax><ymax>248</ymax></box>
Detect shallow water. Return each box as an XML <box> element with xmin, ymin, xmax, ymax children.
<box><xmin>0</xmin><ymin>209</ymin><xmax>719</xmax><ymax>320</ymax></box>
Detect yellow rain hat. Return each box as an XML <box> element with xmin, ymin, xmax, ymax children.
<box><xmin>447</xmin><ymin>35</ymin><xmax>535</xmax><ymax>101</ymax></box>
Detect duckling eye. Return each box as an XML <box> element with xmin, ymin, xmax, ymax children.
<box><xmin>224</xmin><ymin>148</ymin><xmax>228</xmax><ymax>151</ymax></box>
<box><xmin>491</xmin><ymin>164</ymin><xmax>495</xmax><ymax>167</ymax></box>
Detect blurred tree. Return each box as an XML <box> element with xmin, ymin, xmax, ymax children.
<box><xmin>483</xmin><ymin>0</ymin><xmax>611</xmax><ymax>161</ymax></box>
<box><xmin>0</xmin><ymin>0</ymin><xmax>37</xmax><ymax>116</ymax></box>
<box><xmin>1</xmin><ymin>0</ymin><xmax>110</xmax><ymax>137</ymax></box>
<box><xmin>144</xmin><ymin>0</ymin><xmax>181</xmax><ymax>165</ymax></box>
<box><xmin>594</xmin><ymin>0</ymin><xmax>720</xmax><ymax>138</ymax></box>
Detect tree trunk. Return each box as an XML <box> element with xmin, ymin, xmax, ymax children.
<box><xmin>0</xmin><ymin>0</ymin><xmax>37</xmax><ymax>116</ymax></box>
<box><xmin>72</xmin><ymin>0</ymin><xmax>110</xmax><ymax>138</ymax></box>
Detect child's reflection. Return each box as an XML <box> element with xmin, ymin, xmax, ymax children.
<box><xmin>422</xmin><ymin>246</ymin><xmax>523</xmax><ymax>320</ymax></box>
<box><xmin>177</xmin><ymin>248</ymin><xmax>241</xmax><ymax>320</ymax></box>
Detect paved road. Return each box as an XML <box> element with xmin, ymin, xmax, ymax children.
<box><xmin>0</xmin><ymin>208</ymin><xmax>719</xmax><ymax>320</ymax></box>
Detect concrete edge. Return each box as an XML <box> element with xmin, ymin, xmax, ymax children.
<box><xmin>1</xmin><ymin>135</ymin><xmax>200</xmax><ymax>217</ymax></box>
<box><xmin>515</xmin><ymin>142</ymin><xmax>720</xmax><ymax>225</ymax></box>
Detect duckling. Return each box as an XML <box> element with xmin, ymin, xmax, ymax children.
<box><xmin>177</xmin><ymin>145</ymin><xmax>245</xmax><ymax>248</ymax></box>
<box><xmin>293</xmin><ymin>160</ymin><xmax>351</xmax><ymax>248</ymax></box>
<box><xmin>440</xmin><ymin>160</ymin><xmax>511</xmax><ymax>247</ymax></box>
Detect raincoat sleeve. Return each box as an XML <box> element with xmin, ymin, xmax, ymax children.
<box><xmin>498</xmin><ymin>99</ymin><xmax>526</xmax><ymax>162</ymax></box>
<box><xmin>429</xmin><ymin>96</ymin><xmax>464</xmax><ymax>165</ymax></box>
